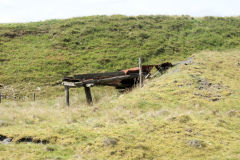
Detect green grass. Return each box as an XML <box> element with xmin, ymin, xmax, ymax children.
<box><xmin>1</xmin><ymin>15</ymin><xmax>240</xmax><ymax>99</ymax></box>
<box><xmin>0</xmin><ymin>50</ymin><xmax>240</xmax><ymax>159</ymax></box>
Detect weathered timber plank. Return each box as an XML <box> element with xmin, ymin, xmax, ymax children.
<box><xmin>62</xmin><ymin>81</ymin><xmax>77</xmax><ymax>87</ymax></box>
<box><xmin>62</xmin><ymin>77</ymin><xmax>79</xmax><ymax>82</ymax></box>
<box><xmin>73</xmin><ymin>71</ymin><xmax>125</xmax><ymax>80</ymax></box>
<box><xmin>82</xmin><ymin>75</ymin><xmax>138</xmax><ymax>86</ymax></box>
<box><xmin>63</xmin><ymin>75</ymin><xmax>139</xmax><ymax>87</ymax></box>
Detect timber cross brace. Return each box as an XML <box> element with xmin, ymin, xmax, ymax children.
<box><xmin>62</xmin><ymin>60</ymin><xmax>173</xmax><ymax>106</ymax></box>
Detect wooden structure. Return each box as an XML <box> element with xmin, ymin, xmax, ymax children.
<box><xmin>62</xmin><ymin>60</ymin><xmax>173</xmax><ymax>106</ymax></box>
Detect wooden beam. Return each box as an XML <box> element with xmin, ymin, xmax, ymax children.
<box><xmin>139</xmin><ymin>57</ymin><xmax>143</xmax><ymax>88</ymax></box>
<box><xmin>92</xmin><ymin>75</ymin><xmax>136</xmax><ymax>85</ymax></box>
<box><xmin>63</xmin><ymin>75</ymin><xmax>139</xmax><ymax>87</ymax></box>
<box><xmin>84</xmin><ymin>86</ymin><xmax>93</xmax><ymax>105</ymax></box>
<box><xmin>62</xmin><ymin>81</ymin><xmax>76</xmax><ymax>87</ymax></box>
<box><xmin>65</xmin><ymin>86</ymin><xmax>70</xmax><ymax>107</ymax></box>
<box><xmin>73</xmin><ymin>71</ymin><xmax>125</xmax><ymax>80</ymax></box>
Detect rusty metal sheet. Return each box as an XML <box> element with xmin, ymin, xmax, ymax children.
<box><xmin>122</xmin><ymin>65</ymin><xmax>157</xmax><ymax>75</ymax></box>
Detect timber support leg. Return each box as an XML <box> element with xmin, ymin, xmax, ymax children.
<box><xmin>65</xmin><ymin>86</ymin><xmax>70</xmax><ymax>107</ymax></box>
<box><xmin>84</xmin><ymin>86</ymin><xmax>93</xmax><ymax>105</ymax></box>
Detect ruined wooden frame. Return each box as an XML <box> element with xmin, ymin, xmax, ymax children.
<box><xmin>62</xmin><ymin>74</ymin><xmax>139</xmax><ymax>106</ymax></box>
<box><xmin>62</xmin><ymin>58</ymin><xmax>173</xmax><ymax>107</ymax></box>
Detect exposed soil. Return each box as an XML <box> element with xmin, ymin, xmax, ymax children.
<box><xmin>0</xmin><ymin>134</ymin><xmax>49</xmax><ymax>145</ymax></box>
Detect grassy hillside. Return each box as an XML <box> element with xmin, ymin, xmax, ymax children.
<box><xmin>1</xmin><ymin>15</ymin><xmax>240</xmax><ymax>99</ymax></box>
<box><xmin>0</xmin><ymin>50</ymin><xmax>240</xmax><ymax>159</ymax></box>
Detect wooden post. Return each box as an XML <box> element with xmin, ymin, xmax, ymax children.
<box><xmin>33</xmin><ymin>93</ymin><xmax>36</xmax><ymax>101</ymax></box>
<box><xmin>65</xmin><ymin>86</ymin><xmax>70</xmax><ymax>107</ymax></box>
<box><xmin>84</xmin><ymin>86</ymin><xmax>93</xmax><ymax>105</ymax></box>
<box><xmin>139</xmin><ymin>57</ymin><xmax>143</xmax><ymax>88</ymax></box>
<box><xmin>134</xmin><ymin>78</ymin><xmax>136</xmax><ymax>88</ymax></box>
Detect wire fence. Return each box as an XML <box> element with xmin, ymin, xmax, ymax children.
<box><xmin>0</xmin><ymin>91</ymin><xmax>37</xmax><ymax>103</ymax></box>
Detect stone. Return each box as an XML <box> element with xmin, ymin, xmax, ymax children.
<box><xmin>0</xmin><ymin>138</ymin><xmax>12</xmax><ymax>145</ymax></box>
<box><xmin>187</xmin><ymin>139</ymin><xmax>206</xmax><ymax>148</ymax></box>
<box><xmin>181</xmin><ymin>57</ymin><xmax>193</xmax><ymax>65</ymax></box>
<box><xmin>103</xmin><ymin>137</ymin><xmax>118</xmax><ymax>146</ymax></box>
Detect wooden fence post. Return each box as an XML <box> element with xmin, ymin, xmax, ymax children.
<box><xmin>33</xmin><ymin>93</ymin><xmax>36</xmax><ymax>101</ymax></box>
<box><xmin>84</xmin><ymin>86</ymin><xmax>93</xmax><ymax>105</ymax></box>
<box><xmin>65</xmin><ymin>86</ymin><xmax>70</xmax><ymax>107</ymax></box>
<box><xmin>139</xmin><ymin>57</ymin><xmax>143</xmax><ymax>88</ymax></box>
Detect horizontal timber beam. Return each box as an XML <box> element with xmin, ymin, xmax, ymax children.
<box><xmin>63</xmin><ymin>74</ymin><xmax>138</xmax><ymax>88</ymax></box>
<box><xmin>73</xmin><ymin>71</ymin><xmax>125</xmax><ymax>80</ymax></box>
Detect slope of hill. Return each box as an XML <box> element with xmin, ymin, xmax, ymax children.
<box><xmin>1</xmin><ymin>15</ymin><xmax>240</xmax><ymax>99</ymax></box>
<box><xmin>0</xmin><ymin>50</ymin><xmax>239</xmax><ymax>159</ymax></box>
